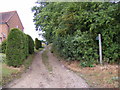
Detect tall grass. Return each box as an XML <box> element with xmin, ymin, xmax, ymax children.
<box><xmin>42</xmin><ymin>49</ymin><xmax>52</xmax><ymax>72</ymax></box>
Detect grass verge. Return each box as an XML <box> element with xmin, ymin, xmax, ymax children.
<box><xmin>23</xmin><ymin>54</ymin><xmax>35</xmax><ymax>70</ymax></box>
<box><xmin>1</xmin><ymin>63</ymin><xmax>20</xmax><ymax>86</ymax></box>
<box><xmin>42</xmin><ymin>49</ymin><xmax>52</xmax><ymax>72</ymax></box>
<box><xmin>34</xmin><ymin>47</ymin><xmax>44</xmax><ymax>53</ymax></box>
<box><xmin>1</xmin><ymin>53</ymin><xmax>35</xmax><ymax>86</ymax></box>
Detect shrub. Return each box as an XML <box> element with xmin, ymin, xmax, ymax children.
<box><xmin>39</xmin><ymin>40</ymin><xmax>42</xmax><ymax>48</ymax></box>
<box><xmin>6</xmin><ymin>28</ymin><xmax>28</xmax><ymax>67</ymax></box>
<box><xmin>35</xmin><ymin>38</ymin><xmax>42</xmax><ymax>50</ymax></box>
<box><xmin>33</xmin><ymin>2</ymin><xmax>119</xmax><ymax>65</ymax></box>
<box><xmin>27</xmin><ymin>35</ymin><xmax>34</xmax><ymax>54</ymax></box>
<box><xmin>35</xmin><ymin>38</ymin><xmax>39</xmax><ymax>50</ymax></box>
<box><xmin>53</xmin><ymin>31</ymin><xmax>98</xmax><ymax>67</ymax></box>
<box><xmin>1</xmin><ymin>40</ymin><xmax>7</xmax><ymax>53</ymax></box>
<box><xmin>23</xmin><ymin>34</ymin><xmax>29</xmax><ymax>58</ymax></box>
<box><xmin>0</xmin><ymin>44</ymin><xmax>2</xmax><ymax>53</ymax></box>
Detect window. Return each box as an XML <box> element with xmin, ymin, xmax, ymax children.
<box><xmin>1</xmin><ymin>33</ymin><xmax>6</xmax><ymax>38</ymax></box>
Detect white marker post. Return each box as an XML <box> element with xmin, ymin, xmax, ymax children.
<box><xmin>98</xmin><ymin>34</ymin><xmax>102</xmax><ymax>65</ymax></box>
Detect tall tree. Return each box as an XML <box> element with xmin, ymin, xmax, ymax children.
<box><xmin>32</xmin><ymin>2</ymin><xmax>120</xmax><ymax>64</ymax></box>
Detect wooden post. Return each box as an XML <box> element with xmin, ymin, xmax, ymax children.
<box><xmin>98</xmin><ymin>34</ymin><xmax>102</xmax><ymax>65</ymax></box>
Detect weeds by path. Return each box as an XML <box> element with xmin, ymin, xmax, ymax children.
<box><xmin>23</xmin><ymin>54</ymin><xmax>35</xmax><ymax>69</ymax></box>
<box><xmin>1</xmin><ymin>53</ymin><xmax>35</xmax><ymax>86</ymax></box>
<box><xmin>61</xmin><ymin>60</ymin><xmax>119</xmax><ymax>88</ymax></box>
<box><xmin>42</xmin><ymin>49</ymin><xmax>52</xmax><ymax>72</ymax></box>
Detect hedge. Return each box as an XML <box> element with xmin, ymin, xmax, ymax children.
<box><xmin>35</xmin><ymin>38</ymin><xmax>42</xmax><ymax>50</ymax></box>
<box><xmin>33</xmin><ymin>2</ymin><xmax>119</xmax><ymax>65</ymax></box>
<box><xmin>6</xmin><ymin>28</ymin><xmax>29</xmax><ymax>67</ymax></box>
<box><xmin>0</xmin><ymin>44</ymin><xmax>2</xmax><ymax>53</ymax></box>
<box><xmin>1</xmin><ymin>40</ymin><xmax>7</xmax><ymax>53</ymax></box>
<box><xmin>24</xmin><ymin>34</ymin><xmax>29</xmax><ymax>58</ymax></box>
<box><xmin>39</xmin><ymin>40</ymin><xmax>42</xmax><ymax>48</ymax></box>
<box><xmin>27</xmin><ymin>35</ymin><xmax>34</xmax><ymax>54</ymax></box>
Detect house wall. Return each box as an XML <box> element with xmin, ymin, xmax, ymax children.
<box><xmin>0</xmin><ymin>24</ymin><xmax>8</xmax><ymax>43</ymax></box>
<box><xmin>7</xmin><ymin>12</ymin><xmax>24</xmax><ymax>31</ymax></box>
<box><xmin>0</xmin><ymin>11</ymin><xmax>24</xmax><ymax>43</ymax></box>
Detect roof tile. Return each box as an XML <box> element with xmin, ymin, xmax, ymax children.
<box><xmin>0</xmin><ymin>11</ymin><xmax>16</xmax><ymax>23</ymax></box>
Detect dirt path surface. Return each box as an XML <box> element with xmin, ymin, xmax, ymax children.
<box><xmin>5</xmin><ymin>47</ymin><xmax>89</xmax><ymax>88</ymax></box>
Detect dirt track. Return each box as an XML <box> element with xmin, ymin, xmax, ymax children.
<box><xmin>6</xmin><ymin>47</ymin><xmax>89</xmax><ymax>88</ymax></box>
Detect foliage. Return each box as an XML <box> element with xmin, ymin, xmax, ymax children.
<box><xmin>0</xmin><ymin>53</ymin><xmax>6</xmax><ymax>63</ymax></box>
<box><xmin>27</xmin><ymin>35</ymin><xmax>34</xmax><ymax>54</ymax></box>
<box><xmin>32</xmin><ymin>2</ymin><xmax>120</xmax><ymax>65</ymax></box>
<box><xmin>6</xmin><ymin>28</ymin><xmax>29</xmax><ymax>67</ymax></box>
<box><xmin>23</xmin><ymin>54</ymin><xmax>35</xmax><ymax>69</ymax></box>
<box><xmin>35</xmin><ymin>38</ymin><xmax>39</xmax><ymax>50</ymax></box>
<box><xmin>35</xmin><ymin>38</ymin><xmax>42</xmax><ymax>50</ymax></box>
<box><xmin>1</xmin><ymin>63</ymin><xmax>19</xmax><ymax>86</ymax></box>
<box><xmin>0</xmin><ymin>44</ymin><xmax>2</xmax><ymax>53</ymax></box>
<box><xmin>1</xmin><ymin>40</ymin><xmax>7</xmax><ymax>53</ymax></box>
<box><xmin>42</xmin><ymin>48</ymin><xmax>52</xmax><ymax>72</ymax></box>
<box><xmin>52</xmin><ymin>31</ymin><xmax>98</xmax><ymax>66</ymax></box>
<box><xmin>24</xmin><ymin>34</ymin><xmax>29</xmax><ymax>58</ymax></box>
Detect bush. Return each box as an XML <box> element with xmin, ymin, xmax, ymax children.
<box><xmin>35</xmin><ymin>38</ymin><xmax>42</xmax><ymax>50</ymax></box>
<box><xmin>35</xmin><ymin>38</ymin><xmax>39</xmax><ymax>50</ymax></box>
<box><xmin>27</xmin><ymin>35</ymin><xmax>34</xmax><ymax>54</ymax></box>
<box><xmin>23</xmin><ymin>34</ymin><xmax>29</xmax><ymax>58</ymax></box>
<box><xmin>53</xmin><ymin>31</ymin><xmax>98</xmax><ymax>66</ymax></box>
<box><xmin>6</xmin><ymin>28</ymin><xmax>28</xmax><ymax>67</ymax></box>
<box><xmin>39</xmin><ymin>40</ymin><xmax>42</xmax><ymax>48</ymax></box>
<box><xmin>33</xmin><ymin>2</ymin><xmax>119</xmax><ymax>65</ymax></box>
<box><xmin>1</xmin><ymin>40</ymin><xmax>7</xmax><ymax>53</ymax></box>
<box><xmin>0</xmin><ymin>44</ymin><xmax>2</xmax><ymax>53</ymax></box>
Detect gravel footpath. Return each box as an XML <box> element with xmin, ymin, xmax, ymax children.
<box><xmin>5</xmin><ymin>48</ymin><xmax>89</xmax><ymax>88</ymax></box>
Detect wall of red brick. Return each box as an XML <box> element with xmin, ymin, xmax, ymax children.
<box><xmin>0</xmin><ymin>12</ymin><xmax>24</xmax><ymax>43</ymax></box>
<box><xmin>0</xmin><ymin>24</ymin><xmax>9</xmax><ymax>43</ymax></box>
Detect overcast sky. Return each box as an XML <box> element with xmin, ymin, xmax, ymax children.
<box><xmin>0</xmin><ymin>0</ymin><xmax>43</xmax><ymax>40</ymax></box>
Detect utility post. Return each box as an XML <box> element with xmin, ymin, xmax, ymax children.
<box><xmin>98</xmin><ymin>34</ymin><xmax>103</xmax><ymax>65</ymax></box>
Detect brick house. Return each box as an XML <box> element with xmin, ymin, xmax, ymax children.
<box><xmin>0</xmin><ymin>11</ymin><xmax>24</xmax><ymax>43</ymax></box>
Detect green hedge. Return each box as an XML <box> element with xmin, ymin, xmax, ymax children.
<box><xmin>33</xmin><ymin>2</ymin><xmax>119</xmax><ymax>65</ymax></box>
<box><xmin>39</xmin><ymin>40</ymin><xmax>42</xmax><ymax>48</ymax></box>
<box><xmin>24</xmin><ymin>34</ymin><xmax>29</xmax><ymax>58</ymax></box>
<box><xmin>27</xmin><ymin>35</ymin><xmax>34</xmax><ymax>54</ymax></box>
<box><xmin>52</xmin><ymin>31</ymin><xmax>98</xmax><ymax>67</ymax></box>
<box><xmin>1</xmin><ymin>40</ymin><xmax>7</xmax><ymax>53</ymax></box>
<box><xmin>35</xmin><ymin>38</ymin><xmax>42</xmax><ymax>50</ymax></box>
<box><xmin>0</xmin><ymin>44</ymin><xmax>2</xmax><ymax>53</ymax></box>
<box><xmin>6</xmin><ymin>28</ymin><xmax>29</xmax><ymax>67</ymax></box>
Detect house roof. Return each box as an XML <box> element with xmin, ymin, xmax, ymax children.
<box><xmin>0</xmin><ymin>11</ymin><xmax>16</xmax><ymax>23</ymax></box>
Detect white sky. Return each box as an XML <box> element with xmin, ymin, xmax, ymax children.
<box><xmin>0</xmin><ymin>0</ymin><xmax>43</xmax><ymax>40</ymax></box>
